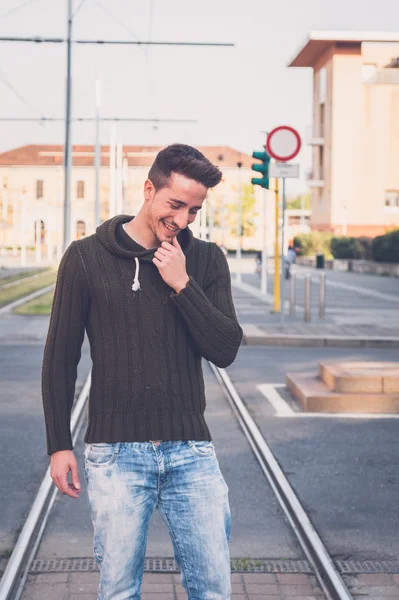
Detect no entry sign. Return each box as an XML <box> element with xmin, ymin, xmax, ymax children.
<box><xmin>266</xmin><ymin>126</ymin><xmax>301</xmax><ymax>162</ymax></box>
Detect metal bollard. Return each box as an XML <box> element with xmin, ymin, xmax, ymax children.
<box><xmin>304</xmin><ymin>275</ymin><xmax>311</xmax><ymax>322</ymax></box>
<box><xmin>319</xmin><ymin>272</ymin><xmax>326</xmax><ymax>319</ymax></box>
<box><xmin>289</xmin><ymin>274</ymin><xmax>296</xmax><ymax>315</ymax></box>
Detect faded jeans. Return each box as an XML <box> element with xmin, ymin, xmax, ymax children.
<box><xmin>84</xmin><ymin>440</ymin><xmax>232</xmax><ymax>600</ymax></box>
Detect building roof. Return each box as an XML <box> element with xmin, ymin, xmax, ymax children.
<box><xmin>0</xmin><ymin>144</ymin><xmax>255</xmax><ymax>169</ymax></box>
<box><xmin>288</xmin><ymin>31</ymin><xmax>399</xmax><ymax>68</ymax></box>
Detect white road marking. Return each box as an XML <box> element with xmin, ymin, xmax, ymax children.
<box><xmin>325</xmin><ymin>279</ymin><xmax>398</xmax><ymax>303</ymax></box>
<box><xmin>258</xmin><ymin>383</ymin><xmax>399</xmax><ymax>419</ymax></box>
<box><xmin>257</xmin><ymin>384</ymin><xmax>294</xmax><ymax>416</ymax></box>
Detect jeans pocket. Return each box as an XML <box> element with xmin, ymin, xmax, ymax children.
<box><xmin>84</xmin><ymin>442</ymin><xmax>121</xmax><ymax>467</ymax></box>
<box><xmin>187</xmin><ymin>440</ymin><xmax>216</xmax><ymax>457</ymax></box>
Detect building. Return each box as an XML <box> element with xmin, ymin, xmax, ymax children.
<box><xmin>289</xmin><ymin>32</ymin><xmax>399</xmax><ymax>236</ymax></box>
<box><xmin>0</xmin><ymin>144</ymin><xmax>276</xmax><ymax>257</ymax></box>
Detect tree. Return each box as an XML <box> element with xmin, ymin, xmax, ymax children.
<box><xmin>226</xmin><ymin>183</ymin><xmax>258</xmax><ymax>238</ymax></box>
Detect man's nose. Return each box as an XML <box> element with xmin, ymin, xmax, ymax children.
<box><xmin>174</xmin><ymin>213</ymin><xmax>190</xmax><ymax>230</ymax></box>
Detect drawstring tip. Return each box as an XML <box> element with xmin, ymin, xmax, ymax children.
<box><xmin>132</xmin><ymin>281</ymin><xmax>141</xmax><ymax>291</ymax></box>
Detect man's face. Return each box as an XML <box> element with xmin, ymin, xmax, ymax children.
<box><xmin>145</xmin><ymin>172</ymin><xmax>207</xmax><ymax>244</ymax></box>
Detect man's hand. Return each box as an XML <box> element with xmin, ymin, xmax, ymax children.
<box><xmin>152</xmin><ymin>235</ymin><xmax>189</xmax><ymax>293</ymax></box>
<box><xmin>50</xmin><ymin>450</ymin><xmax>81</xmax><ymax>499</ymax></box>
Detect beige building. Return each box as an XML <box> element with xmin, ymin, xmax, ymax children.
<box><xmin>289</xmin><ymin>32</ymin><xmax>399</xmax><ymax>236</ymax></box>
<box><xmin>0</xmin><ymin>144</ymin><xmax>276</xmax><ymax>257</ymax></box>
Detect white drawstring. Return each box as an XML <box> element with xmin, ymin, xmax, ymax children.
<box><xmin>132</xmin><ymin>257</ymin><xmax>141</xmax><ymax>291</ymax></box>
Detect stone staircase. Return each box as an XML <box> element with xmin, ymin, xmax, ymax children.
<box><xmin>286</xmin><ymin>362</ymin><xmax>399</xmax><ymax>413</ymax></box>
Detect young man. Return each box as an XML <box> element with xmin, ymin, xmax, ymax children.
<box><xmin>42</xmin><ymin>143</ymin><xmax>243</xmax><ymax>599</ymax></box>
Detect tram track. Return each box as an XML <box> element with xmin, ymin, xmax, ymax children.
<box><xmin>0</xmin><ymin>361</ymin><xmax>353</xmax><ymax>600</ymax></box>
<box><xmin>209</xmin><ymin>362</ymin><xmax>353</xmax><ymax>600</ymax></box>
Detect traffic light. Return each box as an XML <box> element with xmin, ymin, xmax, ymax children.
<box><xmin>251</xmin><ymin>150</ymin><xmax>270</xmax><ymax>189</ymax></box>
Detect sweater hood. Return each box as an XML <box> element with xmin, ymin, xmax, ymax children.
<box><xmin>96</xmin><ymin>214</ymin><xmax>195</xmax><ymax>292</ymax></box>
<box><xmin>96</xmin><ymin>214</ymin><xmax>194</xmax><ymax>263</ymax></box>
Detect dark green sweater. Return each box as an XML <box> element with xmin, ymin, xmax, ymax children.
<box><xmin>41</xmin><ymin>214</ymin><xmax>243</xmax><ymax>455</ymax></box>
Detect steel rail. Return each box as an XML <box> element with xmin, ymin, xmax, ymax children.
<box><xmin>0</xmin><ymin>372</ymin><xmax>91</xmax><ymax>600</ymax></box>
<box><xmin>208</xmin><ymin>362</ymin><xmax>353</xmax><ymax>600</ymax></box>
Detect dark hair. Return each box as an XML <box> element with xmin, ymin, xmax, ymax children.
<box><xmin>148</xmin><ymin>143</ymin><xmax>222</xmax><ymax>191</ymax></box>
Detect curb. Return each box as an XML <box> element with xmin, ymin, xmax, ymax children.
<box><xmin>243</xmin><ymin>333</ymin><xmax>399</xmax><ymax>348</ymax></box>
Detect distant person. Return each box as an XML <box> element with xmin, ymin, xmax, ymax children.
<box><xmin>284</xmin><ymin>245</ymin><xmax>297</xmax><ymax>279</ymax></box>
<box><xmin>255</xmin><ymin>250</ymin><xmax>262</xmax><ymax>275</ymax></box>
<box><xmin>42</xmin><ymin>144</ymin><xmax>243</xmax><ymax>599</ymax></box>
<box><xmin>220</xmin><ymin>243</ymin><xmax>228</xmax><ymax>256</ymax></box>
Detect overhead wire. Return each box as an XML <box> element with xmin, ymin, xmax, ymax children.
<box><xmin>91</xmin><ymin>0</ymin><xmax>142</xmax><ymax>45</ymax></box>
<box><xmin>0</xmin><ymin>0</ymin><xmax>39</xmax><ymax>20</ymax></box>
<box><xmin>0</xmin><ymin>67</ymin><xmax>44</xmax><ymax>118</ymax></box>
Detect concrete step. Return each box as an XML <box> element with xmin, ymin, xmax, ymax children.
<box><xmin>286</xmin><ymin>372</ymin><xmax>399</xmax><ymax>413</ymax></box>
<box><xmin>319</xmin><ymin>361</ymin><xmax>399</xmax><ymax>393</ymax></box>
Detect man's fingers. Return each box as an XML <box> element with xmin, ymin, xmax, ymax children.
<box><xmin>70</xmin><ymin>462</ymin><xmax>81</xmax><ymax>490</ymax></box>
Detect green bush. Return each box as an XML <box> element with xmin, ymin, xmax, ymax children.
<box><xmin>331</xmin><ymin>236</ymin><xmax>373</xmax><ymax>259</ymax></box>
<box><xmin>293</xmin><ymin>232</ymin><xmax>333</xmax><ymax>259</ymax></box>
<box><xmin>372</xmin><ymin>229</ymin><xmax>399</xmax><ymax>263</ymax></box>
<box><xmin>294</xmin><ymin>230</ymin><xmax>399</xmax><ymax>263</ymax></box>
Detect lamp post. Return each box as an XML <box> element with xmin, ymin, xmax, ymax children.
<box><xmin>235</xmin><ymin>160</ymin><xmax>243</xmax><ymax>283</ymax></box>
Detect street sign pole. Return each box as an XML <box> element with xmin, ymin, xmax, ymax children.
<box><xmin>265</xmin><ymin>125</ymin><xmax>302</xmax><ymax>319</ymax></box>
<box><xmin>63</xmin><ymin>0</ymin><xmax>73</xmax><ymax>253</ymax></box>
<box><xmin>280</xmin><ymin>177</ymin><xmax>287</xmax><ymax>325</ymax></box>
<box><xmin>274</xmin><ymin>178</ymin><xmax>280</xmax><ymax>313</ymax></box>
<box><xmin>260</xmin><ymin>186</ymin><xmax>268</xmax><ymax>294</ymax></box>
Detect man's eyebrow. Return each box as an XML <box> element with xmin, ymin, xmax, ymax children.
<box><xmin>169</xmin><ymin>198</ymin><xmax>202</xmax><ymax>210</ymax></box>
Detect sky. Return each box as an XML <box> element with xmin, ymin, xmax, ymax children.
<box><xmin>1</xmin><ymin>0</ymin><xmax>399</xmax><ymax>194</ymax></box>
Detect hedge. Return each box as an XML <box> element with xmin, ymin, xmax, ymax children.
<box><xmin>372</xmin><ymin>229</ymin><xmax>399</xmax><ymax>263</ymax></box>
<box><xmin>331</xmin><ymin>236</ymin><xmax>373</xmax><ymax>260</ymax></box>
<box><xmin>293</xmin><ymin>232</ymin><xmax>334</xmax><ymax>259</ymax></box>
<box><xmin>294</xmin><ymin>230</ymin><xmax>398</xmax><ymax>262</ymax></box>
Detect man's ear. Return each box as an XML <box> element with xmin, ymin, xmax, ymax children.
<box><xmin>144</xmin><ymin>179</ymin><xmax>155</xmax><ymax>202</ymax></box>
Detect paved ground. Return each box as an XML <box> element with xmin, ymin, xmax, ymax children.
<box><xmin>19</xmin><ymin>571</ymin><xmax>399</xmax><ymax>599</ymax></box>
<box><xmin>2</xmin><ymin>261</ymin><xmax>399</xmax><ymax>599</ymax></box>
<box><xmin>226</xmin><ymin>345</ymin><xmax>399</xmax><ymax>559</ymax></box>
<box><xmin>233</xmin><ymin>266</ymin><xmax>399</xmax><ymax>344</ymax></box>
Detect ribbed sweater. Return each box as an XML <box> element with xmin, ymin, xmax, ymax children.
<box><xmin>42</xmin><ymin>214</ymin><xmax>243</xmax><ymax>455</ymax></box>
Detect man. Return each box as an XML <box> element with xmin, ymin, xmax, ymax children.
<box><xmin>284</xmin><ymin>245</ymin><xmax>297</xmax><ymax>279</ymax></box>
<box><xmin>42</xmin><ymin>143</ymin><xmax>243</xmax><ymax>600</ymax></box>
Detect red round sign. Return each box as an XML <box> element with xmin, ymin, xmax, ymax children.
<box><xmin>266</xmin><ymin>126</ymin><xmax>301</xmax><ymax>162</ymax></box>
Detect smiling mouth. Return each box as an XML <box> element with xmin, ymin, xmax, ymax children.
<box><xmin>161</xmin><ymin>220</ymin><xmax>179</xmax><ymax>234</ymax></box>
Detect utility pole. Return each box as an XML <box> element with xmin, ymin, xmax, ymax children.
<box><xmin>94</xmin><ymin>74</ymin><xmax>101</xmax><ymax>228</ymax></box>
<box><xmin>63</xmin><ymin>0</ymin><xmax>73</xmax><ymax>252</ymax></box>
<box><xmin>235</xmin><ymin>160</ymin><xmax>243</xmax><ymax>284</ymax></box>
<box><xmin>0</xmin><ymin>22</ymin><xmax>234</xmax><ymax>252</ymax></box>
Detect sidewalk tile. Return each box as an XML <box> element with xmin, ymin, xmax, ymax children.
<box><xmin>141</xmin><ymin>595</ymin><xmax>175</xmax><ymax>600</ymax></box>
<box><xmin>69</xmin><ymin>572</ymin><xmax>99</xmax><ymax>584</ymax></box>
<box><xmin>279</xmin><ymin>584</ymin><xmax>314</xmax><ymax>595</ymax></box>
<box><xmin>69</xmin><ymin>582</ymin><xmax>99</xmax><ymax>594</ymax></box>
<box><xmin>35</xmin><ymin>573</ymin><xmax>69</xmax><ymax>583</ymax></box>
<box><xmin>247</xmin><ymin>596</ymin><xmax>281</xmax><ymax>600</ymax></box>
<box><xmin>358</xmin><ymin>573</ymin><xmax>396</xmax><ymax>585</ymax></box>
<box><xmin>141</xmin><ymin>582</ymin><xmax>175</xmax><ymax>592</ymax></box>
<box><xmin>277</xmin><ymin>574</ymin><xmax>312</xmax><ymax>585</ymax></box>
<box><xmin>21</xmin><ymin>582</ymin><xmax>68</xmax><ymax>600</ymax></box>
<box><xmin>351</xmin><ymin>586</ymin><xmax>399</xmax><ymax>596</ymax></box>
<box><xmin>243</xmin><ymin>573</ymin><xmax>277</xmax><ymax>583</ymax></box>
<box><xmin>245</xmin><ymin>583</ymin><xmax>279</xmax><ymax>594</ymax></box>
<box><xmin>143</xmin><ymin>573</ymin><xmax>174</xmax><ymax>583</ymax></box>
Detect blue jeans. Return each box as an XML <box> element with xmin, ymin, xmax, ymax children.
<box><xmin>84</xmin><ymin>440</ymin><xmax>232</xmax><ymax>600</ymax></box>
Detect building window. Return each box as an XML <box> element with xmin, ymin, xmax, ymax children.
<box><xmin>319</xmin><ymin>68</ymin><xmax>326</xmax><ymax>104</ymax></box>
<box><xmin>34</xmin><ymin>220</ymin><xmax>45</xmax><ymax>244</ymax></box>
<box><xmin>36</xmin><ymin>180</ymin><xmax>44</xmax><ymax>199</ymax></box>
<box><xmin>319</xmin><ymin>146</ymin><xmax>324</xmax><ymax>180</ymax></box>
<box><xmin>77</xmin><ymin>180</ymin><xmax>85</xmax><ymax>199</ymax></box>
<box><xmin>385</xmin><ymin>190</ymin><xmax>399</xmax><ymax>208</ymax></box>
<box><xmin>76</xmin><ymin>220</ymin><xmax>86</xmax><ymax>239</ymax></box>
<box><xmin>361</xmin><ymin>63</ymin><xmax>377</xmax><ymax>84</ymax></box>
